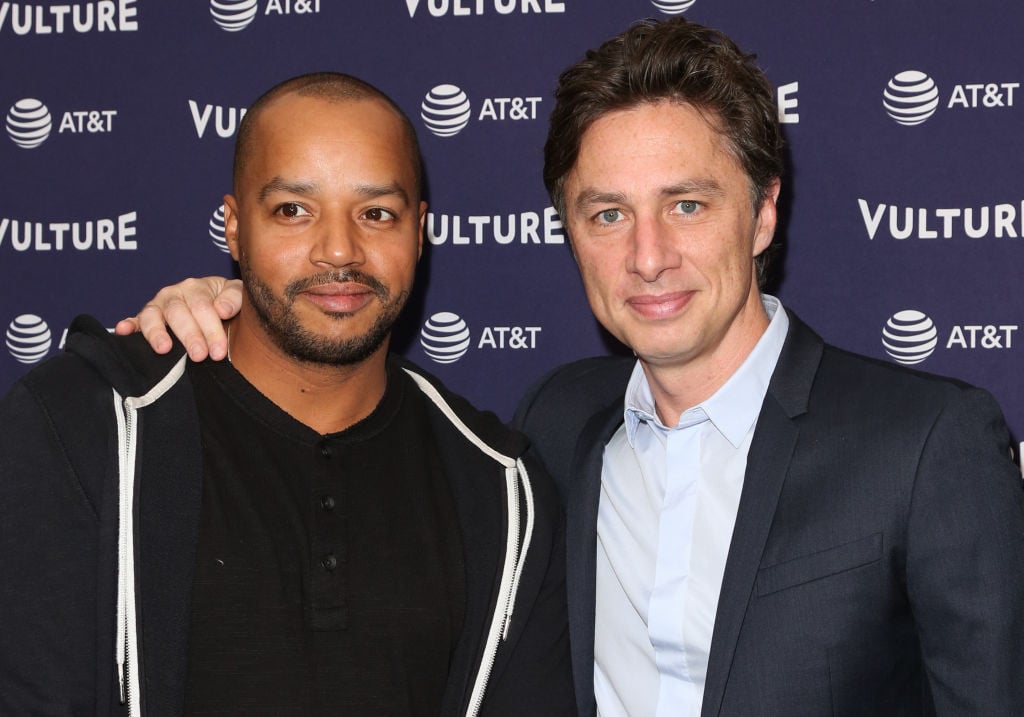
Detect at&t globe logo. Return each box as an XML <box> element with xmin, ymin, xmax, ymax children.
<box><xmin>421</xmin><ymin>85</ymin><xmax>472</xmax><ymax>138</ymax></box>
<box><xmin>6</xmin><ymin>314</ymin><xmax>52</xmax><ymax>364</ymax></box>
<box><xmin>882</xmin><ymin>310</ymin><xmax>937</xmax><ymax>365</ymax></box>
<box><xmin>209</xmin><ymin>205</ymin><xmax>231</xmax><ymax>253</ymax></box>
<box><xmin>210</xmin><ymin>0</ymin><xmax>259</xmax><ymax>31</ymax></box>
<box><xmin>651</xmin><ymin>0</ymin><xmax>697</xmax><ymax>13</ymax></box>
<box><xmin>883</xmin><ymin>71</ymin><xmax>939</xmax><ymax>126</ymax></box>
<box><xmin>6</xmin><ymin>99</ymin><xmax>52</xmax><ymax>149</ymax></box>
<box><xmin>420</xmin><ymin>312</ymin><xmax>471</xmax><ymax>363</ymax></box>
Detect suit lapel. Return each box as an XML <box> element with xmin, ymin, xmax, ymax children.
<box><xmin>567</xmin><ymin>401</ymin><xmax>624</xmax><ymax>717</ymax></box>
<box><xmin>701</xmin><ymin>314</ymin><xmax>823</xmax><ymax>716</ymax></box>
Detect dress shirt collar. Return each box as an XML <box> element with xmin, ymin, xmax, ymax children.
<box><xmin>623</xmin><ymin>294</ymin><xmax>790</xmax><ymax>448</ymax></box>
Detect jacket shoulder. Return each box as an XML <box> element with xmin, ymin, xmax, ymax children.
<box><xmin>513</xmin><ymin>356</ymin><xmax>632</xmax><ymax>437</ymax></box>
<box><xmin>815</xmin><ymin>340</ymin><xmax>990</xmax><ymax>415</ymax></box>
<box><xmin>512</xmin><ymin>357</ymin><xmax>631</xmax><ymax>504</ymax></box>
<box><xmin>772</xmin><ymin>312</ymin><xmax>989</xmax><ymax>422</ymax></box>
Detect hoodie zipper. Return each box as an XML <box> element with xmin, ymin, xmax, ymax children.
<box><xmin>114</xmin><ymin>391</ymin><xmax>142</xmax><ymax>717</ymax></box>
<box><xmin>108</xmin><ymin>355</ymin><xmax>187</xmax><ymax>717</ymax></box>
<box><xmin>465</xmin><ymin>464</ymin><xmax>522</xmax><ymax>717</ymax></box>
<box><xmin>399</xmin><ymin>369</ymin><xmax>535</xmax><ymax>717</ymax></box>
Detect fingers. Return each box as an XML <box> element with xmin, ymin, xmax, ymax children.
<box><xmin>167</xmin><ymin>277</ymin><xmax>234</xmax><ymax>361</ymax></box>
<box><xmin>136</xmin><ymin>302</ymin><xmax>177</xmax><ymax>356</ymax></box>
<box><xmin>117</xmin><ymin>276</ymin><xmax>237</xmax><ymax>361</ymax></box>
<box><xmin>213</xmin><ymin>279</ymin><xmax>244</xmax><ymax>321</ymax></box>
<box><xmin>113</xmin><ymin>316</ymin><xmax>141</xmax><ymax>336</ymax></box>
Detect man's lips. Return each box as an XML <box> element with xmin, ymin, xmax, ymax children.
<box><xmin>298</xmin><ymin>282</ymin><xmax>376</xmax><ymax>313</ymax></box>
<box><xmin>625</xmin><ymin>291</ymin><xmax>694</xmax><ymax>319</ymax></box>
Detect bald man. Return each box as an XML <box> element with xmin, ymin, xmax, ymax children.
<box><xmin>0</xmin><ymin>72</ymin><xmax>574</xmax><ymax>717</ymax></box>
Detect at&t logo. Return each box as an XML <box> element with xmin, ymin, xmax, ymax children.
<box><xmin>420</xmin><ymin>312</ymin><xmax>471</xmax><ymax>363</ymax></box>
<box><xmin>882</xmin><ymin>309</ymin><xmax>1018</xmax><ymax>365</ymax></box>
<box><xmin>5</xmin><ymin>98</ymin><xmax>117</xmax><ymax>149</ymax></box>
<box><xmin>650</xmin><ymin>0</ymin><xmax>697</xmax><ymax>14</ymax></box>
<box><xmin>421</xmin><ymin>86</ymin><xmax>471</xmax><ymax>138</ymax></box>
<box><xmin>883</xmin><ymin>70</ymin><xmax>1019</xmax><ymax>126</ymax></box>
<box><xmin>419</xmin><ymin>311</ymin><xmax>541</xmax><ymax>364</ymax></box>
<box><xmin>210</xmin><ymin>0</ymin><xmax>320</xmax><ymax>32</ymax></box>
<box><xmin>210</xmin><ymin>0</ymin><xmax>257</xmax><ymax>31</ymax></box>
<box><xmin>6</xmin><ymin>314</ymin><xmax>52</xmax><ymax>364</ymax></box>
<box><xmin>6</xmin><ymin>99</ymin><xmax>51</xmax><ymax>148</ymax></box>
<box><xmin>209</xmin><ymin>205</ymin><xmax>230</xmax><ymax>253</ymax></box>
<box><xmin>883</xmin><ymin>71</ymin><xmax>940</xmax><ymax>126</ymax></box>
<box><xmin>420</xmin><ymin>84</ymin><xmax>541</xmax><ymax>138</ymax></box>
<box><xmin>882</xmin><ymin>310</ymin><xmax>937</xmax><ymax>365</ymax></box>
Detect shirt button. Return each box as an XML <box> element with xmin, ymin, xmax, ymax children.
<box><xmin>320</xmin><ymin>443</ymin><xmax>332</xmax><ymax>458</ymax></box>
<box><xmin>320</xmin><ymin>494</ymin><xmax>336</xmax><ymax>511</ymax></box>
<box><xmin>321</xmin><ymin>554</ymin><xmax>338</xmax><ymax>571</ymax></box>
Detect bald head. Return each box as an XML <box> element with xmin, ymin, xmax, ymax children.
<box><xmin>233</xmin><ymin>72</ymin><xmax>423</xmax><ymax>199</ymax></box>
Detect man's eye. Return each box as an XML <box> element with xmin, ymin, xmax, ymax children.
<box><xmin>363</xmin><ymin>207</ymin><xmax>396</xmax><ymax>222</ymax></box>
<box><xmin>276</xmin><ymin>202</ymin><xmax>309</xmax><ymax>218</ymax></box>
<box><xmin>597</xmin><ymin>209</ymin><xmax>622</xmax><ymax>224</ymax></box>
<box><xmin>675</xmin><ymin>200</ymin><xmax>699</xmax><ymax>215</ymax></box>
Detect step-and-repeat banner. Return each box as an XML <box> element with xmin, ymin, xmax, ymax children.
<box><xmin>3</xmin><ymin>1</ymin><xmax>1022</xmax><ymax>466</ymax></box>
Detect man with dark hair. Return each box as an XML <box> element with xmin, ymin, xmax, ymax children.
<box><xmin>0</xmin><ymin>72</ymin><xmax>574</xmax><ymax>716</ymax></box>
<box><xmin>116</xmin><ymin>17</ymin><xmax>1024</xmax><ymax>717</ymax></box>
<box><xmin>519</xmin><ymin>17</ymin><xmax>1024</xmax><ymax>716</ymax></box>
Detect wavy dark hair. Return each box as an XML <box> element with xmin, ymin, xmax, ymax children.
<box><xmin>544</xmin><ymin>17</ymin><xmax>784</xmax><ymax>284</ymax></box>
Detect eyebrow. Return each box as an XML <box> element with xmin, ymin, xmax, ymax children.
<box><xmin>257</xmin><ymin>177</ymin><xmax>318</xmax><ymax>203</ymax></box>
<box><xmin>572</xmin><ymin>178</ymin><xmax>726</xmax><ymax>211</ymax></box>
<box><xmin>352</xmin><ymin>181</ymin><xmax>410</xmax><ymax>206</ymax></box>
<box><xmin>257</xmin><ymin>177</ymin><xmax>410</xmax><ymax>206</ymax></box>
<box><xmin>661</xmin><ymin>179</ymin><xmax>725</xmax><ymax>198</ymax></box>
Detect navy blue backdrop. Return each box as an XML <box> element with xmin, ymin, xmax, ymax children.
<box><xmin>3</xmin><ymin>1</ymin><xmax>1022</xmax><ymax>469</ymax></box>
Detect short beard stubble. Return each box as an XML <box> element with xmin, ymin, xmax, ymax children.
<box><xmin>241</xmin><ymin>262</ymin><xmax>409</xmax><ymax>367</ymax></box>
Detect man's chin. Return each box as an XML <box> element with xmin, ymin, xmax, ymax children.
<box><xmin>270</xmin><ymin>315</ymin><xmax>394</xmax><ymax>367</ymax></box>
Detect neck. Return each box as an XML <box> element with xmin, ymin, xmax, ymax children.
<box><xmin>226</xmin><ymin>314</ymin><xmax>389</xmax><ymax>435</ymax></box>
<box><xmin>642</xmin><ymin>293</ymin><xmax>770</xmax><ymax>426</ymax></box>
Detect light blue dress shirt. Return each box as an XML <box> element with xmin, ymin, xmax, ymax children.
<box><xmin>594</xmin><ymin>296</ymin><xmax>789</xmax><ymax>717</ymax></box>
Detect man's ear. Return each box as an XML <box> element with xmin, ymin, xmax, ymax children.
<box><xmin>753</xmin><ymin>178</ymin><xmax>781</xmax><ymax>258</ymax></box>
<box><xmin>223</xmin><ymin>195</ymin><xmax>240</xmax><ymax>262</ymax></box>
<box><xmin>417</xmin><ymin>200</ymin><xmax>427</xmax><ymax>260</ymax></box>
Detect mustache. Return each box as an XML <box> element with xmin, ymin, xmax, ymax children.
<box><xmin>283</xmin><ymin>270</ymin><xmax>390</xmax><ymax>302</ymax></box>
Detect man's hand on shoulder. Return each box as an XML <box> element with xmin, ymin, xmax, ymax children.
<box><xmin>115</xmin><ymin>276</ymin><xmax>243</xmax><ymax>361</ymax></box>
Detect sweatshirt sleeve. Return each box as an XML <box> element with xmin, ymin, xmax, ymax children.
<box><xmin>0</xmin><ymin>371</ymin><xmax>114</xmax><ymax>714</ymax></box>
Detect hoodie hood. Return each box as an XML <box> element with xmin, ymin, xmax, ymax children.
<box><xmin>65</xmin><ymin>315</ymin><xmax>188</xmax><ymax>398</ymax></box>
<box><xmin>64</xmin><ymin>315</ymin><xmax>191</xmax><ymax>717</ymax></box>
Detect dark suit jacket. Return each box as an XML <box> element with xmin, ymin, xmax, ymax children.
<box><xmin>515</xmin><ymin>313</ymin><xmax>1024</xmax><ymax>716</ymax></box>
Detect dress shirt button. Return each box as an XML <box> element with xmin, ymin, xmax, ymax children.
<box><xmin>321</xmin><ymin>554</ymin><xmax>338</xmax><ymax>571</ymax></box>
<box><xmin>320</xmin><ymin>494</ymin><xmax>336</xmax><ymax>511</ymax></box>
